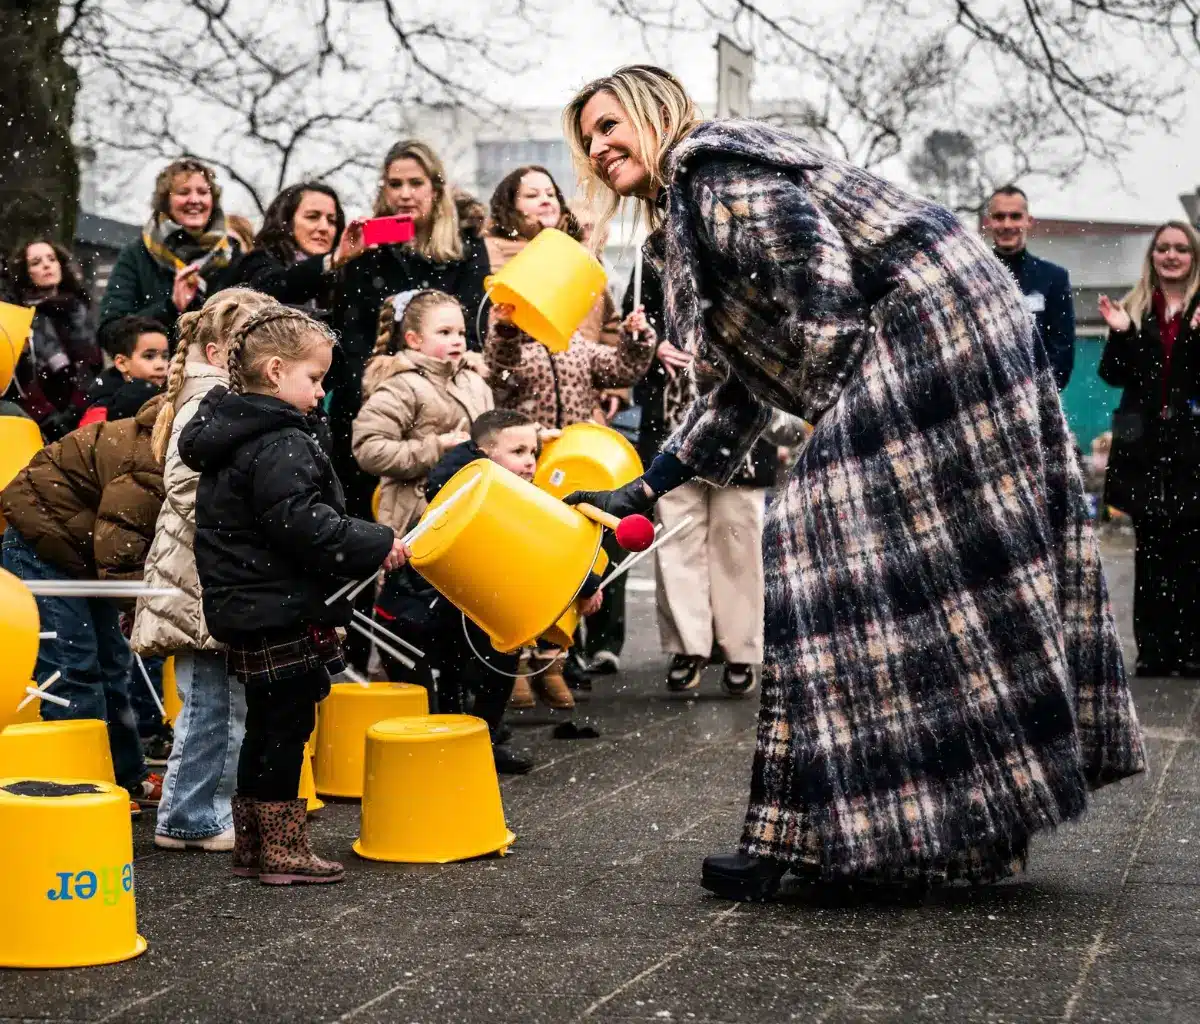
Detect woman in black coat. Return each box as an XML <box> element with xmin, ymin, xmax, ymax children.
<box><xmin>4</xmin><ymin>239</ymin><xmax>103</xmax><ymax>439</ymax></box>
<box><xmin>1098</xmin><ymin>220</ymin><xmax>1200</xmax><ymax>677</ymax></box>
<box><xmin>99</xmin><ymin>158</ymin><xmax>240</xmax><ymax>335</ymax></box>
<box><xmin>330</xmin><ymin>140</ymin><xmax>489</xmax><ymax>521</ymax></box>
<box><xmin>229</xmin><ymin>182</ymin><xmax>367</xmax><ymax>313</ymax></box>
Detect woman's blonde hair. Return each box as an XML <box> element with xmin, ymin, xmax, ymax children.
<box><xmin>373</xmin><ymin>290</ymin><xmax>462</xmax><ymax>357</ymax></box>
<box><xmin>373</xmin><ymin>140</ymin><xmax>463</xmax><ymax>263</ymax></box>
<box><xmin>151</xmin><ymin>287</ymin><xmax>275</xmax><ymax>461</ymax></box>
<box><xmin>225</xmin><ymin>304</ymin><xmax>335</xmax><ymax>395</ymax></box>
<box><xmin>1121</xmin><ymin>220</ymin><xmax>1200</xmax><ymax>329</ymax></box>
<box><xmin>563</xmin><ymin>65</ymin><xmax>702</xmax><ymax>249</ymax></box>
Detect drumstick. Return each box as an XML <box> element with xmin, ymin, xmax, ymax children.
<box><xmin>16</xmin><ymin>670</ymin><xmax>63</xmax><ymax>712</ymax></box>
<box><xmin>134</xmin><ymin>653</ymin><xmax>168</xmax><ymax>719</ymax></box>
<box><xmin>351</xmin><ymin>609</ymin><xmax>425</xmax><ymax>658</ymax></box>
<box><xmin>326</xmin><ymin>476</ymin><xmax>481</xmax><ymax>606</ymax></box>
<box><xmin>574</xmin><ymin>503</ymin><xmax>621</xmax><ymax>530</ymax></box>
<box><xmin>347</xmin><ymin>619</ymin><xmax>415</xmax><ymax>671</ymax></box>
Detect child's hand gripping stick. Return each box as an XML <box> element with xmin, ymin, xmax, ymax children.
<box><xmin>573</xmin><ymin>503</ymin><xmax>656</xmax><ymax>553</ymax></box>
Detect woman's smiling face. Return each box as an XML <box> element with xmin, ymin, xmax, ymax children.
<box><xmin>578</xmin><ymin>90</ymin><xmax>652</xmax><ymax>198</ymax></box>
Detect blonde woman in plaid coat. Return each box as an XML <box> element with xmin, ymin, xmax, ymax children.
<box><xmin>563</xmin><ymin>66</ymin><xmax>1146</xmax><ymax>900</ymax></box>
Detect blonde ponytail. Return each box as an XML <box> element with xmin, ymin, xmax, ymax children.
<box><xmin>151</xmin><ymin>312</ymin><xmax>200</xmax><ymax>462</ymax></box>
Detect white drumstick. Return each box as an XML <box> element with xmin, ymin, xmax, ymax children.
<box><xmin>134</xmin><ymin>653</ymin><xmax>168</xmax><ymax>719</ymax></box>
<box><xmin>325</xmin><ymin>476</ymin><xmax>480</xmax><ymax>606</ymax></box>
<box><xmin>348</xmin><ymin>619</ymin><xmax>415</xmax><ymax>671</ymax></box>
<box><xmin>16</xmin><ymin>670</ymin><xmax>63</xmax><ymax>711</ymax></box>
<box><xmin>351</xmin><ymin>609</ymin><xmax>425</xmax><ymax>659</ymax></box>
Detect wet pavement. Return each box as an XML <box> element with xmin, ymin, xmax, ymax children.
<box><xmin>3</xmin><ymin>533</ymin><xmax>1198</xmax><ymax>1023</ymax></box>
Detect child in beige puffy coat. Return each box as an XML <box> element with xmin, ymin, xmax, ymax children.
<box><xmin>352</xmin><ymin>290</ymin><xmax>493</xmax><ymax>533</ymax></box>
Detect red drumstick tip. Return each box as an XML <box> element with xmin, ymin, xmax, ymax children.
<box><xmin>614</xmin><ymin>514</ymin><xmax>655</xmax><ymax>552</ymax></box>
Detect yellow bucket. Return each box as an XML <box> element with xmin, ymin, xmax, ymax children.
<box><xmin>0</xmin><ymin>777</ymin><xmax>146</xmax><ymax>967</ymax></box>
<box><xmin>371</xmin><ymin>482</ymin><xmax>382</xmax><ymax>521</ymax></box>
<box><xmin>541</xmin><ymin>545</ymin><xmax>610</xmax><ymax>648</ymax></box>
<box><xmin>484</xmin><ymin>228</ymin><xmax>607</xmax><ymax>353</ymax></box>
<box><xmin>0</xmin><ymin>302</ymin><xmax>34</xmax><ymax>395</ymax></box>
<box><xmin>0</xmin><ymin>720</ymin><xmax>116</xmax><ymax>783</ymax></box>
<box><xmin>411</xmin><ymin>460</ymin><xmax>603</xmax><ymax>652</ymax></box>
<box><xmin>0</xmin><ymin>569</ymin><xmax>42</xmax><ymax>732</ymax></box>
<box><xmin>354</xmin><ymin>715</ymin><xmax>514</xmax><ymax>864</ymax></box>
<box><xmin>300</xmin><ymin>724</ymin><xmax>323</xmax><ymax>813</ymax></box>
<box><xmin>315</xmin><ymin>682</ymin><xmax>429</xmax><ymax>798</ymax></box>
<box><xmin>534</xmin><ymin>421</ymin><xmax>644</xmax><ymax>500</ymax></box>
<box><xmin>0</xmin><ymin>416</ymin><xmax>43</xmax><ymax>533</ymax></box>
<box><xmin>161</xmin><ymin>657</ymin><xmax>182</xmax><ymax>727</ymax></box>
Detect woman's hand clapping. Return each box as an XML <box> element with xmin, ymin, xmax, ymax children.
<box><xmin>1098</xmin><ymin>295</ymin><xmax>1132</xmax><ymax>334</ymax></box>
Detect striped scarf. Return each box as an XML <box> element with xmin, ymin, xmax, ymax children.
<box><xmin>141</xmin><ymin>211</ymin><xmax>235</xmax><ymax>275</ymax></box>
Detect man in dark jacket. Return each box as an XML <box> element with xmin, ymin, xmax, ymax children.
<box><xmin>984</xmin><ymin>184</ymin><xmax>1076</xmax><ymax>390</ymax></box>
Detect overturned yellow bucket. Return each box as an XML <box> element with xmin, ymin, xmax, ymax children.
<box><xmin>410</xmin><ymin>460</ymin><xmax>602</xmax><ymax>652</ymax></box>
<box><xmin>0</xmin><ymin>568</ymin><xmax>41</xmax><ymax>731</ymax></box>
<box><xmin>0</xmin><ymin>778</ymin><xmax>146</xmax><ymax>967</ymax></box>
<box><xmin>0</xmin><ymin>415</ymin><xmax>43</xmax><ymax>533</ymax></box>
<box><xmin>354</xmin><ymin>715</ymin><xmax>514</xmax><ymax>864</ymax></box>
<box><xmin>484</xmin><ymin>228</ymin><xmax>607</xmax><ymax>353</ymax></box>
<box><xmin>0</xmin><ymin>720</ymin><xmax>116</xmax><ymax>783</ymax></box>
<box><xmin>315</xmin><ymin>682</ymin><xmax>429</xmax><ymax>798</ymax></box>
<box><xmin>534</xmin><ymin>421</ymin><xmax>644</xmax><ymax>500</ymax></box>
<box><xmin>0</xmin><ymin>302</ymin><xmax>34</xmax><ymax>395</ymax></box>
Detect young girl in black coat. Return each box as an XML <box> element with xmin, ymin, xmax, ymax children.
<box><xmin>179</xmin><ymin>302</ymin><xmax>408</xmax><ymax>885</ymax></box>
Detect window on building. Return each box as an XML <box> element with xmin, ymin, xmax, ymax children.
<box><xmin>474</xmin><ymin>140</ymin><xmax>577</xmax><ymax>202</ymax></box>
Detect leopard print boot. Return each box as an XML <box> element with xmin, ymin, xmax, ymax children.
<box><xmin>230</xmin><ymin>795</ymin><xmax>261</xmax><ymax>878</ymax></box>
<box><xmin>257</xmin><ymin>798</ymin><xmax>345</xmax><ymax>886</ymax></box>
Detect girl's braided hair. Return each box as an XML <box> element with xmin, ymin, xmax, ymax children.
<box><xmin>372</xmin><ymin>289</ymin><xmax>461</xmax><ymax>357</ymax></box>
<box><xmin>225</xmin><ymin>304</ymin><xmax>335</xmax><ymax>394</ymax></box>
<box><xmin>151</xmin><ymin>287</ymin><xmax>275</xmax><ymax>462</ymax></box>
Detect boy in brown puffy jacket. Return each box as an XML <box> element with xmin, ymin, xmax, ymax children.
<box><xmin>0</xmin><ymin>381</ymin><xmax>166</xmax><ymax>807</ymax></box>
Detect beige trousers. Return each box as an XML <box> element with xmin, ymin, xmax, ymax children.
<box><xmin>655</xmin><ymin>482</ymin><xmax>766</xmax><ymax>664</ymax></box>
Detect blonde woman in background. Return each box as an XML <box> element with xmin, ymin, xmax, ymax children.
<box><xmin>1098</xmin><ymin>220</ymin><xmax>1200</xmax><ymax>677</ymax></box>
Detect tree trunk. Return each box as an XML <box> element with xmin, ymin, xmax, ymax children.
<box><xmin>0</xmin><ymin>0</ymin><xmax>79</xmax><ymax>253</ymax></box>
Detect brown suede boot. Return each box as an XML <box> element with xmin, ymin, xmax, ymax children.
<box><xmin>230</xmin><ymin>795</ymin><xmax>260</xmax><ymax>878</ymax></box>
<box><xmin>256</xmin><ymin>799</ymin><xmax>344</xmax><ymax>885</ymax></box>
<box><xmin>530</xmin><ymin>655</ymin><xmax>575</xmax><ymax>710</ymax></box>
<box><xmin>509</xmin><ymin>662</ymin><xmax>536</xmax><ymax>709</ymax></box>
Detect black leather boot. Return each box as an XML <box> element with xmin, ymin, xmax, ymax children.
<box><xmin>701</xmin><ymin>853</ymin><xmax>787</xmax><ymax>901</ymax></box>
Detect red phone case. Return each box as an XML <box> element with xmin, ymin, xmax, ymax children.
<box><xmin>362</xmin><ymin>215</ymin><xmax>415</xmax><ymax>247</ymax></box>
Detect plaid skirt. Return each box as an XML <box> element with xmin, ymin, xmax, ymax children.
<box><xmin>227</xmin><ymin>625</ymin><xmax>346</xmax><ymax>686</ymax></box>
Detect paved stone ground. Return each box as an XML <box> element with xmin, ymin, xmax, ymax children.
<box><xmin>4</xmin><ymin>534</ymin><xmax>1199</xmax><ymax>1024</ymax></box>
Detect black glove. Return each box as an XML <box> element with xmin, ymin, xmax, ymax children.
<box><xmin>563</xmin><ymin>478</ymin><xmax>656</xmax><ymax>519</ymax></box>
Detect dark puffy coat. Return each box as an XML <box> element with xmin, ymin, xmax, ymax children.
<box><xmin>0</xmin><ymin>395</ymin><xmax>165</xmax><ymax>578</ymax></box>
<box><xmin>178</xmin><ymin>387</ymin><xmax>394</xmax><ymax>644</ymax></box>
<box><xmin>1098</xmin><ymin>293</ymin><xmax>1200</xmax><ymax>522</ymax></box>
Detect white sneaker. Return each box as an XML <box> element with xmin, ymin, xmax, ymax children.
<box><xmin>589</xmin><ymin>650</ymin><xmax>621</xmax><ymax>674</ymax></box>
<box><xmin>154</xmin><ymin>827</ymin><xmax>236</xmax><ymax>852</ymax></box>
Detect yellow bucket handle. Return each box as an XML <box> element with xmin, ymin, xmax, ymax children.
<box><xmin>459</xmin><ymin>612</ymin><xmax>564</xmax><ymax>677</ymax></box>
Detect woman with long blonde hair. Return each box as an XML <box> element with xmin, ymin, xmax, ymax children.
<box><xmin>1098</xmin><ymin>220</ymin><xmax>1200</xmax><ymax>677</ymax></box>
<box><xmin>562</xmin><ymin>65</ymin><xmax>1144</xmax><ymax>899</ymax></box>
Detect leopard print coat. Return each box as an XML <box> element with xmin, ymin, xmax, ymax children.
<box><xmin>483</xmin><ymin>318</ymin><xmax>655</xmax><ymax>429</ymax></box>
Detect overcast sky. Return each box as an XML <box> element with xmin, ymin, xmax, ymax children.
<box><xmin>498</xmin><ymin>6</ymin><xmax>1199</xmax><ymax>226</ymax></box>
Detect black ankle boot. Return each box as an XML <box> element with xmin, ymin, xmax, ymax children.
<box><xmin>701</xmin><ymin>852</ymin><xmax>787</xmax><ymax>901</ymax></box>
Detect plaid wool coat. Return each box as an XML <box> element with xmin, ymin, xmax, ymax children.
<box><xmin>650</xmin><ymin>120</ymin><xmax>1146</xmax><ymax>882</ymax></box>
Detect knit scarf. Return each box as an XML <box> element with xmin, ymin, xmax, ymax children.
<box><xmin>141</xmin><ymin>211</ymin><xmax>234</xmax><ymax>274</ymax></box>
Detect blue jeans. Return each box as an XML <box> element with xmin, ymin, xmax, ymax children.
<box><xmin>155</xmin><ymin>650</ymin><xmax>245</xmax><ymax>840</ymax></box>
<box><xmin>2</xmin><ymin>527</ymin><xmax>147</xmax><ymax>790</ymax></box>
